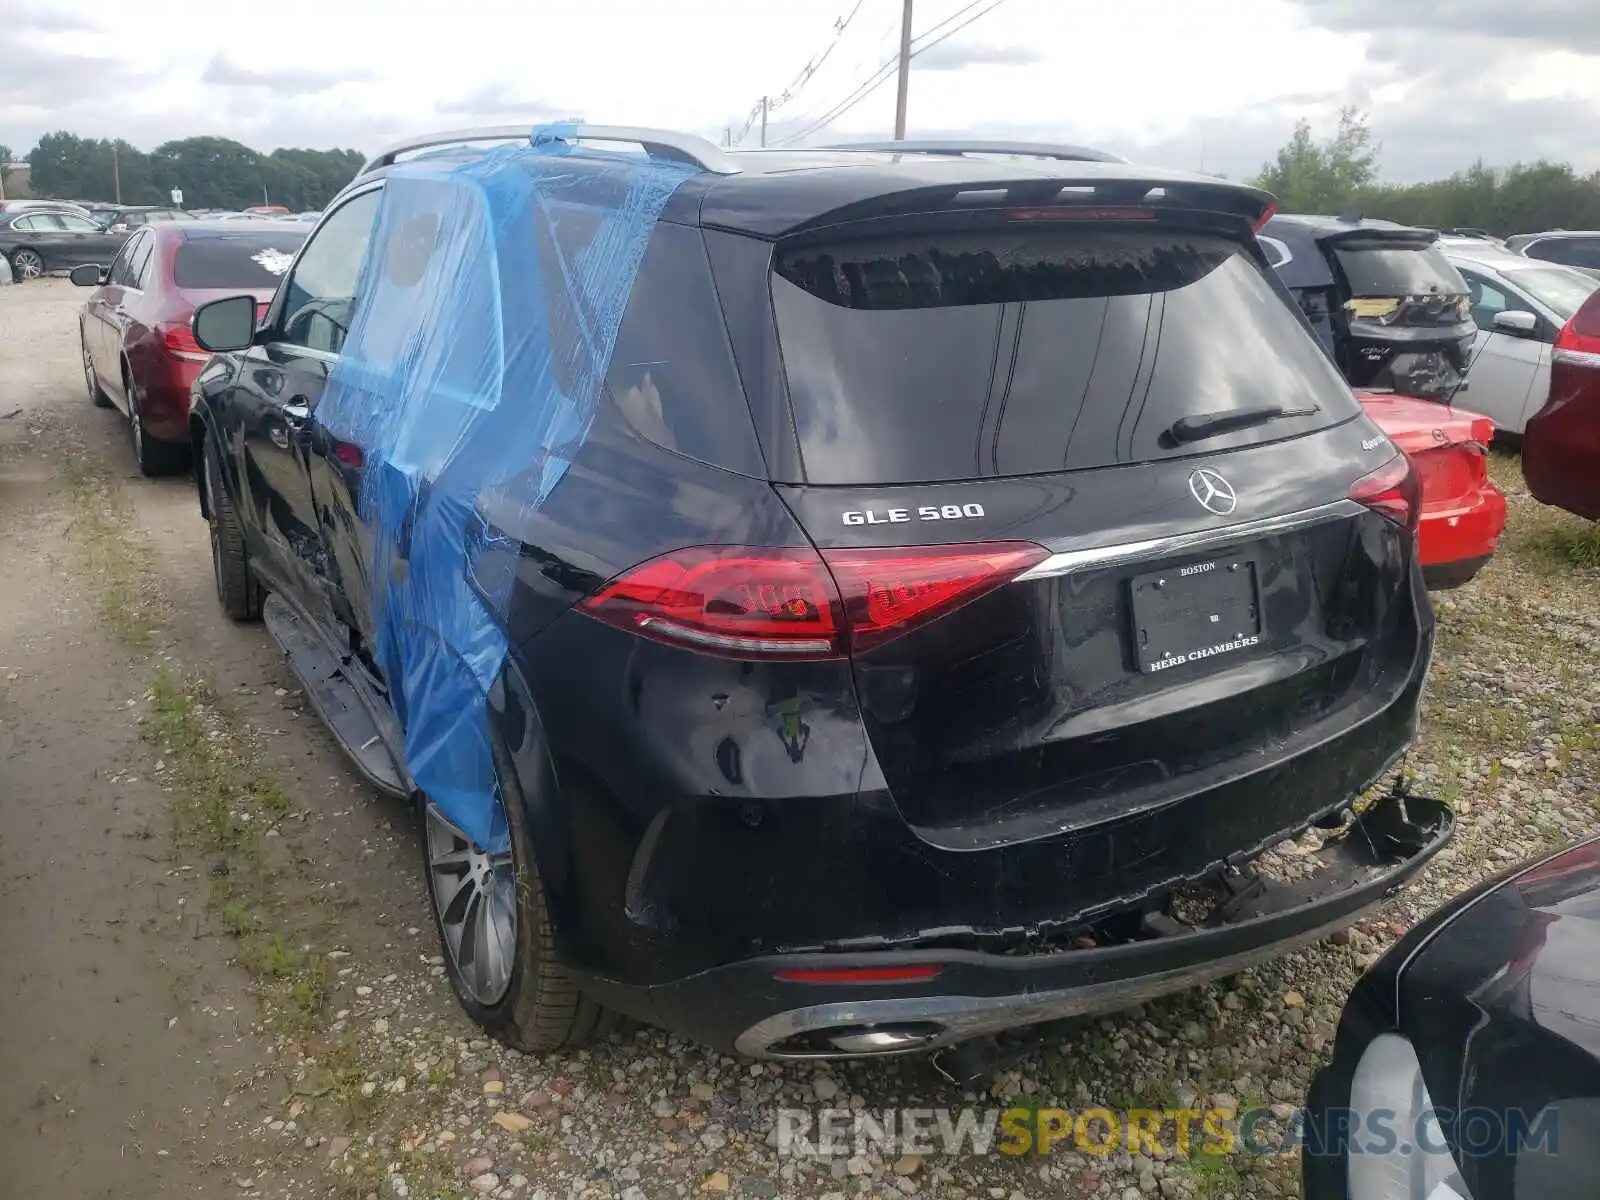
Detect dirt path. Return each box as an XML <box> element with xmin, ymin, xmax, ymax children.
<box><xmin>0</xmin><ymin>292</ymin><xmax>263</xmax><ymax>1196</ymax></box>
<box><xmin>0</xmin><ymin>280</ymin><xmax>457</xmax><ymax>1198</ymax></box>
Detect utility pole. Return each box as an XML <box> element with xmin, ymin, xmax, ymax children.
<box><xmin>724</xmin><ymin>125</ymin><xmax>732</xmax><ymax>147</ymax></box>
<box><xmin>759</xmin><ymin>97</ymin><xmax>768</xmax><ymax>148</ymax></box>
<box><xmin>112</xmin><ymin>141</ymin><xmax>122</xmax><ymax>203</ymax></box>
<box><xmin>893</xmin><ymin>0</ymin><xmax>914</xmax><ymax>140</ymax></box>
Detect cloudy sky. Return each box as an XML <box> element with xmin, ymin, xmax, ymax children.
<box><xmin>3</xmin><ymin>0</ymin><xmax>1598</xmax><ymax>182</ymax></box>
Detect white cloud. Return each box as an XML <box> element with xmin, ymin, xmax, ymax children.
<box><xmin>2</xmin><ymin>0</ymin><xmax>1598</xmax><ymax>181</ymax></box>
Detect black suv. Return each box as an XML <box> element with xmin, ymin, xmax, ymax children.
<box><xmin>185</xmin><ymin>126</ymin><xmax>1451</xmax><ymax>1060</ymax></box>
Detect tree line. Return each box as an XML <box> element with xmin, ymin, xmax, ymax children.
<box><xmin>11</xmin><ymin>113</ymin><xmax>1598</xmax><ymax>231</ymax></box>
<box><xmin>14</xmin><ymin>132</ymin><xmax>365</xmax><ymax>211</ymax></box>
<box><xmin>1251</xmin><ymin>108</ymin><xmax>1600</xmax><ymax>235</ymax></box>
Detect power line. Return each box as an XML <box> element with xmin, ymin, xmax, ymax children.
<box><xmin>775</xmin><ymin>0</ymin><xmax>1011</xmax><ymax>146</ymax></box>
<box><xmin>769</xmin><ymin>7</ymin><xmax>905</xmax><ymax>138</ymax></box>
<box><xmin>731</xmin><ymin>0</ymin><xmax>868</xmax><ymax>146</ymax></box>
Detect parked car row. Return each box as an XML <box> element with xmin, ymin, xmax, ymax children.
<box><xmin>1259</xmin><ymin>213</ymin><xmax>1508</xmax><ymax>587</ymax></box>
<box><xmin>46</xmin><ymin>129</ymin><xmax>1600</xmax><ymax>1198</ymax></box>
<box><xmin>1</xmin><ymin>202</ymin><xmax>320</xmax><ymax>282</ymax></box>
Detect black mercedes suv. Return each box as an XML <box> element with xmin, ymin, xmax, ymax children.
<box><xmin>185</xmin><ymin>125</ymin><xmax>1451</xmax><ymax>1060</ymax></box>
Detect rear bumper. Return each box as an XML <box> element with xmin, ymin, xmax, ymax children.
<box><xmin>589</xmin><ymin>793</ymin><xmax>1453</xmax><ymax>1057</ymax></box>
<box><xmin>1417</xmin><ymin>486</ymin><xmax>1506</xmax><ymax>583</ymax></box>
<box><xmin>136</xmin><ymin>358</ymin><xmax>204</xmax><ymax>443</ymax></box>
<box><xmin>1423</xmin><ymin>553</ymin><xmax>1492</xmax><ymax>591</ymax></box>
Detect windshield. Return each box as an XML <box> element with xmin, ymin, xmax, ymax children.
<box><xmin>174</xmin><ymin>233</ymin><xmax>306</xmax><ymax>290</ymax></box>
<box><xmin>1506</xmin><ymin>266</ymin><xmax>1600</xmax><ymax>319</ymax></box>
<box><xmin>771</xmin><ymin>225</ymin><xmax>1360</xmax><ymax>484</ymax></box>
<box><xmin>1334</xmin><ymin>244</ymin><xmax>1466</xmax><ymax>297</ymax></box>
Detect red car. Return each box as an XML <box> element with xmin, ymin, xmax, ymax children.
<box><xmin>1357</xmin><ymin>391</ymin><xmax>1507</xmax><ymax>589</ymax></box>
<box><xmin>74</xmin><ymin>221</ymin><xmax>306</xmax><ymax>474</ymax></box>
<box><xmin>1524</xmin><ymin>286</ymin><xmax>1600</xmax><ymax>519</ymax></box>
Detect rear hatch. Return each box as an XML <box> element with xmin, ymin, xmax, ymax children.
<box><xmin>760</xmin><ymin>205</ymin><xmax>1425</xmax><ymax>843</ymax></box>
<box><xmin>1322</xmin><ymin>229</ymin><xmax>1475</xmax><ymax>401</ymax></box>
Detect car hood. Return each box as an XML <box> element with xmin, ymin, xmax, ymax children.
<box><xmin>1354</xmin><ymin>390</ymin><xmax>1495</xmax><ymax>452</ymax></box>
<box><xmin>1399</xmin><ymin>838</ymin><xmax>1600</xmax><ymax>1195</ymax></box>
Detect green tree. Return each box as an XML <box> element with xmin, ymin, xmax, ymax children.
<box><xmin>1252</xmin><ymin>107</ymin><xmax>1378</xmax><ymax>214</ymax></box>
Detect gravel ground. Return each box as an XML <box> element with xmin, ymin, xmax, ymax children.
<box><xmin>5</xmin><ymin>278</ymin><xmax>1598</xmax><ymax>1199</ymax></box>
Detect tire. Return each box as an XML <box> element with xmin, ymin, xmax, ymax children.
<box><xmin>421</xmin><ymin>730</ymin><xmax>616</xmax><ymax>1053</ymax></box>
<box><xmin>81</xmin><ymin>326</ymin><xmax>112</xmax><ymax>408</ymax></box>
<box><xmin>203</xmin><ymin>434</ymin><xmax>263</xmax><ymax>621</ymax></box>
<box><xmin>127</xmin><ymin>369</ymin><xmax>188</xmax><ymax>477</ymax></box>
<box><xmin>9</xmin><ymin>248</ymin><xmax>43</xmax><ymax>281</ymax></box>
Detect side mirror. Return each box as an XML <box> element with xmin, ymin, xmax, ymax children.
<box><xmin>192</xmin><ymin>294</ymin><xmax>259</xmax><ymax>353</ymax></box>
<box><xmin>1492</xmin><ymin>309</ymin><xmax>1539</xmax><ymax>336</ymax></box>
<box><xmin>69</xmin><ymin>264</ymin><xmax>104</xmax><ymax>287</ymax></box>
<box><xmin>110</xmin><ymin>223</ymin><xmax>130</xmax><ymax>235</ymax></box>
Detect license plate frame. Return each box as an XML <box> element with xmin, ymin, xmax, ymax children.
<box><xmin>1129</xmin><ymin>557</ymin><xmax>1262</xmax><ymax>674</ymax></box>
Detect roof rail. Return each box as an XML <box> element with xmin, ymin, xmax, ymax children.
<box><xmin>358</xmin><ymin>124</ymin><xmax>741</xmax><ymax>177</ymax></box>
<box><xmin>822</xmin><ymin>139</ymin><xmax>1127</xmax><ymax>164</ymax></box>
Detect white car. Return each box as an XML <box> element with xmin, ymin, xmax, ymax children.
<box><xmin>1443</xmin><ymin>242</ymin><xmax>1600</xmax><ymax>436</ymax></box>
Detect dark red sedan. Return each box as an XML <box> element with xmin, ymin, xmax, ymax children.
<box><xmin>74</xmin><ymin>221</ymin><xmax>306</xmax><ymax>474</ymax></box>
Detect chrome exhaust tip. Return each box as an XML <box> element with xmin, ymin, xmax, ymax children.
<box><xmin>763</xmin><ymin>1022</ymin><xmax>944</xmax><ymax>1059</ymax></box>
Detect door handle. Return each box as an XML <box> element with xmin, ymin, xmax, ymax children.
<box><xmin>270</xmin><ymin>402</ymin><xmax>311</xmax><ymax>451</ymax></box>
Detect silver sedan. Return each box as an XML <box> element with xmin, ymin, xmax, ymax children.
<box><xmin>1444</xmin><ymin>241</ymin><xmax>1600</xmax><ymax>435</ymax></box>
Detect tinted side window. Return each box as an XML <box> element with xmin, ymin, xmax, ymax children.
<box><xmin>107</xmin><ymin>232</ymin><xmax>143</xmax><ymax>286</ymax></box>
<box><xmin>772</xmin><ymin>227</ymin><xmax>1360</xmax><ymax>484</ymax></box>
<box><xmin>14</xmin><ymin>214</ymin><xmax>62</xmax><ymax>232</ymax></box>
<box><xmin>125</xmin><ymin>235</ymin><xmax>155</xmax><ymax>289</ymax></box>
<box><xmin>1460</xmin><ymin>270</ymin><xmax>1512</xmax><ymax>331</ymax></box>
<box><xmin>1526</xmin><ymin>237</ymin><xmax>1600</xmax><ymax>270</ymax></box>
<box><xmin>57</xmin><ymin>214</ymin><xmax>100</xmax><ymax>232</ymax></box>
<box><xmin>606</xmin><ymin>223</ymin><xmax>763</xmax><ymax>476</ymax></box>
<box><xmin>279</xmin><ymin>188</ymin><xmax>381</xmax><ymax>354</ymax></box>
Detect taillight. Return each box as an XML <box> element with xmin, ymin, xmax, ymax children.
<box><xmin>821</xmin><ymin>542</ymin><xmax>1047</xmax><ymax>653</ymax></box>
<box><xmin>160</xmin><ymin>320</ymin><xmax>209</xmax><ymax>363</ymax></box>
<box><xmin>1252</xmin><ymin>201</ymin><xmax>1278</xmax><ymax>233</ymax></box>
<box><xmin>578</xmin><ymin>541</ymin><xmax>1046</xmax><ymax>659</ymax></box>
<box><xmin>579</xmin><ymin>547</ymin><xmax>844</xmax><ymax>659</ymax></box>
<box><xmin>1553</xmin><ymin>290</ymin><xmax>1600</xmax><ymax>364</ymax></box>
<box><xmin>1350</xmin><ymin>454</ymin><xmax>1422</xmax><ymax>531</ymax></box>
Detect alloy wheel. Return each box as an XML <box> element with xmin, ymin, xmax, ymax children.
<box><xmin>12</xmin><ymin>250</ymin><xmax>43</xmax><ymax>281</ymax></box>
<box><xmin>81</xmin><ymin>335</ymin><xmax>96</xmax><ymax>399</ymax></box>
<box><xmin>425</xmin><ymin>800</ymin><xmax>517</xmax><ymax>1007</ymax></box>
<box><xmin>205</xmin><ymin>450</ymin><xmax>226</xmax><ymax>604</ymax></box>
<box><xmin>129</xmin><ymin>393</ymin><xmax>145</xmax><ymax>460</ymax></box>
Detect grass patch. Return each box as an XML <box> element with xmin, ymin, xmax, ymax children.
<box><xmin>61</xmin><ymin>455</ymin><xmax>158</xmax><ymax>651</ymax></box>
<box><xmin>147</xmin><ymin>668</ymin><xmax>327</xmax><ymax>1035</ymax></box>
<box><xmin>1520</xmin><ymin>518</ymin><xmax>1600</xmax><ymax>572</ymax></box>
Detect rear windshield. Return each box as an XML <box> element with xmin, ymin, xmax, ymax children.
<box><xmin>771</xmin><ymin>226</ymin><xmax>1360</xmax><ymax>484</ymax></box>
<box><xmin>173</xmin><ymin>233</ymin><xmax>305</xmax><ymax>290</ymax></box>
<box><xmin>1333</xmin><ymin>244</ymin><xmax>1466</xmax><ymax>297</ymax></box>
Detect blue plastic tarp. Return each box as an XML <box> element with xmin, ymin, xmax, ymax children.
<box><xmin>316</xmin><ymin>127</ymin><xmax>693</xmax><ymax>848</ymax></box>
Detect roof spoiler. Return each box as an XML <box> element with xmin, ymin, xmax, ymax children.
<box><xmin>784</xmin><ymin>168</ymin><xmax>1277</xmax><ymax>237</ymax></box>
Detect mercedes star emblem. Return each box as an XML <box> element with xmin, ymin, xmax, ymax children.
<box><xmin>1188</xmin><ymin>468</ymin><xmax>1237</xmax><ymax>515</ymax></box>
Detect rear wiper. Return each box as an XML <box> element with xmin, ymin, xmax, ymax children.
<box><xmin>1164</xmin><ymin>404</ymin><xmax>1319</xmax><ymax>447</ymax></box>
